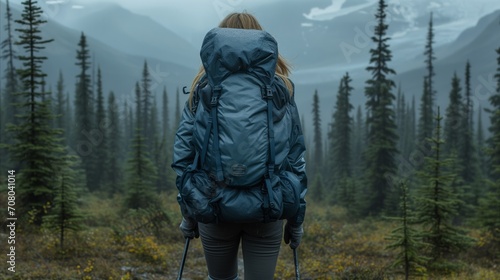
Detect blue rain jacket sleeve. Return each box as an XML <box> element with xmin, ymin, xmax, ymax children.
<box><xmin>171</xmin><ymin>101</ymin><xmax>196</xmax><ymax>180</ymax></box>
<box><xmin>286</xmin><ymin>92</ymin><xmax>308</xmax><ymax>226</ymax></box>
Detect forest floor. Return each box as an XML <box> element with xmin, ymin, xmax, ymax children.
<box><xmin>0</xmin><ymin>192</ymin><xmax>498</xmax><ymax>280</ymax></box>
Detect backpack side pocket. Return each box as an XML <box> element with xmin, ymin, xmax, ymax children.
<box><xmin>279</xmin><ymin>171</ymin><xmax>301</xmax><ymax>220</ymax></box>
<box><xmin>178</xmin><ymin>170</ymin><xmax>218</xmax><ymax>224</ymax></box>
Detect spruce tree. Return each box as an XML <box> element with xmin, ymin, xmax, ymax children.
<box><xmin>1</xmin><ymin>0</ymin><xmax>19</xmax><ymax>171</ymax></box>
<box><xmin>141</xmin><ymin>61</ymin><xmax>153</xmax><ymax>148</ymax></box>
<box><xmin>43</xmin><ymin>155</ymin><xmax>85</xmax><ymax>250</ymax></box>
<box><xmin>459</xmin><ymin>61</ymin><xmax>478</xmax><ymax>185</ymax></box>
<box><xmin>8</xmin><ymin>0</ymin><xmax>64</xmax><ymax>225</ymax></box>
<box><xmin>443</xmin><ymin>73</ymin><xmax>463</xmax><ymax>155</ymax></box>
<box><xmin>123</xmin><ymin>100</ymin><xmax>131</xmax><ymax>157</ymax></box>
<box><xmin>352</xmin><ymin>105</ymin><xmax>365</xmax><ymax>178</ymax></box>
<box><xmin>404</xmin><ymin>96</ymin><xmax>417</xmax><ymax>159</ymax></box>
<box><xmin>415</xmin><ymin>107</ymin><xmax>473</xmax><ymax>271</ymax></box>
<box><xmin>330</xmin><ymin>73</ymin><xmax>353</xmax><ymax>188</ymax></box>
<box><xmin>418</xmin><ymin>77</ymin><xmax>433</xmax><ymax>148</ymax></box>
<box><xmin>150</xmin><ymin>101</ymin><xmax>163</xmax><ymax>191</ymax></box>
<box><xmin>162</xmin><ymin>86</ymin><xmax>175</xmax><ymax>190</ymax></box>
<box><xmin>2</xmin><ymin>0</ymin><xmax>20</xmax><ymax>129</ymax></box>
<box><xmin>162</xmin><ymin>86</ymin><xmax>170</xmax><ymax>136</ymax></box>
<box><xmin>312</xmin><ymin>89</ymin><xmax>323</xmax><ymax>177</ymax></box>
<box><xmin>476</xmin><ymin>106</ymin><xmax>487</xmax><ymax>177</ymax></box>
<box><xmin>362</xmin><ymin>0</ymin><xmax>399</xmax><ymax>215</ymax></box>
<box><xmin>477</xmin><ymin>47</ymin><xmax>500</xmax><ymax>246</ymax></box>
<box><xmin>174</xmin><ymin>87</ymin><xmax>181</xmax><ymax>132</ymax></box>
<box><xmin>424</xmin><ymin>13</ymin><xmax>436</xmax><ymax>110</ymax></box>
<box><xmin>93</xmin><ymin>67</ymin><xmax>108</xmax><ymax>190</ymax></box>
<box><xmin>124</xmin><ymin>86</ymin><xmax>158</xmax><ymax>209</ymax></box>
<box><xmin>74</xmin><ymin>32</ymin><xmax>96</xmax><ymax>190</ymax></box>
<box><xmin>396</xmin><ymin>86</ymin><xmax>406</xmax><ymax>156</ymax></box>
<box><xmin>106</xmin><ymin>91</ymin><xmax>123</xmax><ymax>195</ymax></box>
<box><xmin>417</xmin><ymin>13</ymin><xmax>437</xmax><ymax>151</ymax></box>
<box><xmin>55</xmin><ymin>70</ymin><xmax>67</xmax><ymax>144</ymax></box>
<box><xmin>135</xmin><ymin>82</ymin><xmax>142</xmax><ymax>128</ymax></box>
<box><xmin>386</xmin><ymin>181</ymin><xmax>428</xmax><ymax>279</ymax></box>
<box><xmin>65</xmin><ymin>91</ymin><xmax>73</xmax><ymax>147</ymax></box>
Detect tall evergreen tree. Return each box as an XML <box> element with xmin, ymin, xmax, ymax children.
<box><xmin>352</xmin><ymin>105</ymin><xmax>365</xmax><ymax>178</ymax></box>
<box><xmin>418</xmin><ymin>77</ymin><xmax>433</xmax><ymax>149</ymax></box>
<box><xmin>362</xmin><ymin>0</ymin><xmax>399</xmax><ymax>215</ymax></box>
<box><xmin>141</xmin><ymin>61</ymin><xmax>153</xmax><ymax>147</ymax></box>
<box><xmin>2</xmin><ymin>0</ymin><xmax>20</xmax><ymax>129</ymax></box>
<box><xmin>396</xmin><ymin>86</ymin><xmax>406</xmax><ymax>155</ymax></box>
<box><xmin>1</xmin><ymin>0</ymin><xmax>19</xmax><ymax>170</ymax></box>
<box><xmin>330</xmin><ymin>73</ymin><xmax>354</xmax><ymax>182</ymax></box>
<box><xmin>135</xmin><ymin>82</ymin><xmax>142</xmax><ymax>128</ymax></box>
<box><xmin>94</xmin><ymin>67</ymin><xmax>107</xmax><ymax>190</ymax></box>
<box><xmin>418</xmin><ymin>13</ymin><xmax>437</xmax><ymax>151</ymax></box>
<box><xmin>443</xmin><ymin>73</ymin><xmax>463</xmax><ymax>155</ymax></box>
<box><xmin>312</xmin><ymin>89</ymin><xmax>323</xmax><ymax>177</ymax></box>
<box><xmin>74</xmin><ymin>32</ymin><xmax>96</xmax><ymax>190</ymax></box>
<box><xmin>161</xmin><ymin>86</ymin><xmax>174</xmax><ymax>190</ymax></box>
<box><xmin>162</xmin><ymin>86</ymin><xmax>170</xmax><ymax>139</ymax></box>
<box><xmin>150</xmin><ymin>101</ymin><xmax>162</xmax><ymax>191</ymax></box>
<box><xmin>476</xmin><ymin>106</ymin><xmax>487</xmax><ymax>177</ymax></box>
<box><xmin>424</xmin><ymin>12</ymin><xmax>436</xmax><ymax>109</ymax></box>
<box><xmin>459</xmin><ymin>61</ymin><xmax>477</xmax><ymax>185</ymax></box>
<box><xmin>7</xmin><ymin>0</ymin><xmax>64</xmax><ymax>225</ymax></box>
<box><xmin>402</xmin><ymin>96</ymin><xmax>416</xmax><ymax>159</ymax></box>
<box><xmin>124</xmin><ymin>88</ymin><xmax>158</xmax><ymax>209</ymax></box>
<box><xmin>477</xmin><ymin>47</ymin><xmax>500</xmax><ymax>245</ymax></box>
<box><xmin>150</xmin><ymin>101</ymin><xmax>159</xmax><ymax>150</ymax></box>
<box><xmin>65</xmin><ymin>91</ymin><xmax>73</xmax><ymax>147</ymax></box>
<box><xmin>123</xmin><ymin>100</ymin><xmax>131</xmax><ymax>157</ymax></box>
<box><xmin>55</xmin><ymin>70</ymin><xmax>67</xmax><ymax>144</ymax></box>
<box><xmin>415</xmin><ymin>107</ymin><xmax>473</xmax><ymax>270</ymax></box>
<box><xmin>106</xmin><ymin>91</ymin><xmax>123</xmax><ymax>195</ymax></box>
<box><xmin>174</xmin><ymin>87</ymin><xmax>181</xmax><ymax>133</ymax></box>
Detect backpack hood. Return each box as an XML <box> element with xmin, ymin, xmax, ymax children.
<box><xmin>200</xmin><ymin>28</ymin><xmax>278</xmax><ymax>85</ymax></box>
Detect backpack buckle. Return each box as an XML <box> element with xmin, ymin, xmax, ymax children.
<box><xmin>211</xmin><ymin>86</ymin><xmax>222</xmax><ymax>106</ymax></box>
<box><xmin>210</xmin><ymin>96</ymin><xmax>218</xmax><ymax>106</ymax></box>
<box><xmin>262</xmin><ymin>85</ymin><xmax>273</xmax><ymax>99</ymax></box>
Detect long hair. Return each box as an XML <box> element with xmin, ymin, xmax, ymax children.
<box><xmin>188</xmin><ymin>12</ymin><xmax>293</xmax><ymax>108</ymax></box>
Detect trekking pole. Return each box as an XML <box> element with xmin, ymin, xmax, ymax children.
<box><xmin>177</xmin><ymin>238</ymin><xmax>190</xmax><ymax>280</ymax></box>
<box><xmin>293</xmin><ymin>248</ymin><xmax>300</xmax><ymax>280</ymax></box>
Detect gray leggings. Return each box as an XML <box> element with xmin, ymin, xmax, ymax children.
<box><xmin>198</xmin><ymin>220</ymin><xmax>283</xmax><ymax>280</ymax></box>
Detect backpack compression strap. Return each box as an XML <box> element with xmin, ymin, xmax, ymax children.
<box><xmin>210</xmin><ymin>86</ymin><xmax>224</xmax><ymax>182</ymax></box>
<box><xmin>198</xmin><ymin>85</ymin><xmax>224</xmax><ymax>182</ymax></box>
<box><xmin>263</xmin><ymin>85</ymin><xmax>276</xmax><ymax>222</ymax></box>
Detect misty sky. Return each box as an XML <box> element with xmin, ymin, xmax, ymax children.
<box><xmin>6</xmin><ymin>0</ymin><xmax>500</xmax><ymax>48</ymax></box>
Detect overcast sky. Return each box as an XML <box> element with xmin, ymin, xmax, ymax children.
<box><xmin>7</xmin><ymin>0</ymin><xmax>500</xmax><ymax>47</ymax></box>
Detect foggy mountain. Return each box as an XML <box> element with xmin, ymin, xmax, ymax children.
<box><xmin>395</xmin><ymin>9</ymin><xmax>500</xmax><ymax>111</ymax></box>
<box><xmin>1</xmin><ymin>0</ymin><xmax>499</xmax><ymax>135</ymax></box>
<box><xmin>39</xmin><ymin>1</ymin><xmax>199</xmax><ymax>69</ymax></box>
<box><xmin>0</xmin><ymin>0</ymin><xmax>196</xmax><ymax>109</ymax></box>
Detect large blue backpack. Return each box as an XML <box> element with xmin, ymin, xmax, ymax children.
<box><xmin>178</xmin><ymin>28</ymin><xmax>301</xmax><ymax>223</ymax></box>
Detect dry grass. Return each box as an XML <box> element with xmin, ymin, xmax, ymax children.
<box><xmin>0</xmin><ymin>193</ymin><xmax>497</xmax><ymax>279</ymax></box>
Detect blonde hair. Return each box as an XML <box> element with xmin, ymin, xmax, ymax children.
<box><xmin>188</xmin><ymin>12</ymin><xmax>293</xmax><ymax>108</ymax></box>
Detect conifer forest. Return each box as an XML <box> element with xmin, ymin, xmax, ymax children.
<box><xmin>0</xmin><ymin>0</ymin><xmax>499</xmax><ymax>279</ymax></box>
